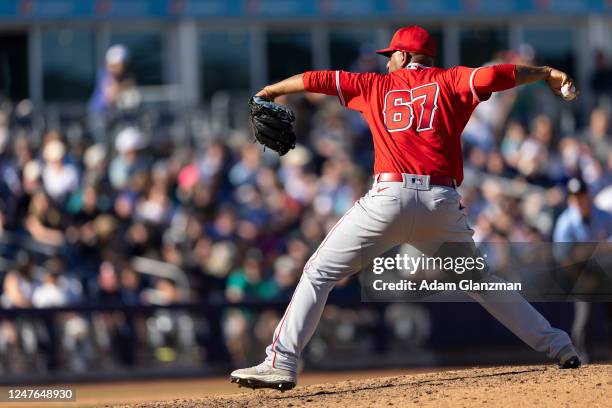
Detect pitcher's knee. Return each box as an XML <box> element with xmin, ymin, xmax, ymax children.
<box><xmin>303</xmin><ymin>260</ymin><xmax>353</xmax><ymax>286</ymax></box>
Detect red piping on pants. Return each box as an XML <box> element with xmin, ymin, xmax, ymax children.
<box><xmin>271</xmin><ymin>205</ymin><xmax>355</xmax><ymax>367</ymax></box>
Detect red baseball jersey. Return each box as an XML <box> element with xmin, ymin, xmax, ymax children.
<box><xmin>303</xmin><ymin>63</ymin><xmax>515</xmax><ymax>186</ymax></box>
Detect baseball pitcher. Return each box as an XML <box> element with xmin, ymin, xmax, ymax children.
<box><xmin>233</xmin><ymin>26</ymin><xmax>581</xmax><ymax>390</ymax></box>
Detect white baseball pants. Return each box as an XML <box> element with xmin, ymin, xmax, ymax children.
<box><xmin>265</xmin><ymin>174</ymin><xmax>574</xmax><ymax>374</ymax></box>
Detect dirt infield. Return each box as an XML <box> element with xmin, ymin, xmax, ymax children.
<box><xmin>113</xmin><ymin>364</ymin><xmax>611</xmax><ymax>408</ymax></box>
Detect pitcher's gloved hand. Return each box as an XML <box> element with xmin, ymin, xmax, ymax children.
<box><xmin>248</xmin><ymin>96</ymin><xmax>296</xmax><ymax>156</ymax></box>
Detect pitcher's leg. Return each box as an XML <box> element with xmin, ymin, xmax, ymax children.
<box><xmin>416</xmin><ymin>186</ymin><xmax>577</xmax><ymax>363</ymax></box>
<box><xmin>264</xmin><ymin>264</ymin><xmax>335</xmax><ymax>374</ymax></box>
<box><xmin>265</xmin><ymin>186</ymin><xmax>406</xmax><ymax>374</ymax></box>
<box><xmin>467</xmin><ymin>275</ymin><xmax>574</xmax><ymax>360</ymax></box>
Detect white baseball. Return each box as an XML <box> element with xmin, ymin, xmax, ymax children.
<box><xmin>561</xmin><ymin>83</ymin><xmax>576</xmax><ymax>101</ymax></box>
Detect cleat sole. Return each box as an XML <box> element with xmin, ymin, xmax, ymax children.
<box><xmin>230</xmin><ymin>376</ymin><xmax>296</xmax><ymax>391</ymax></box>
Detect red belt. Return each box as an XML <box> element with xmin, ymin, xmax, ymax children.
<box><xmin>375</xmin><ymin>173</ymin><xmax>456</xmax><ymax>188</ymax></box>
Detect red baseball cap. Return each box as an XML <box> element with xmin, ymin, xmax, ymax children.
<box><xmin>376</xmin><ymin>26</ymin><xmax>436</xmax><ymax>57</ymax></box>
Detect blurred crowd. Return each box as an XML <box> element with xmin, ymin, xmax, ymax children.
<box><xmin>1</xmin><ymin>45</ymin><xmax>612</xmax><ymax>372</ymax></box>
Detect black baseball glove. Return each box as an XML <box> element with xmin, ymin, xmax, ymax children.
<box><xmin>248</xmin><ymin>96</ymin><xmax>296</xmax><ymax>156</ymax></box>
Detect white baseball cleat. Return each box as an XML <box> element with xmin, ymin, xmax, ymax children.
<box><xmin>230</xmin><ymin>361</ymin><xmax>296</xmax><ymax>391</ymax></box>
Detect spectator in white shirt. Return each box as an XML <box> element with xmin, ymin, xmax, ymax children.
<box><xmin>42</xmin><ymin>140</ymin><xmax>79</xmax><ymax>202</ymax></box>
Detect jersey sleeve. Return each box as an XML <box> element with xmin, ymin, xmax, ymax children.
<box><xmin>303</xmin><ymin>70</ymin><xmax>377</xmax><ymax>112</ymax></box>
<box><xmin>447</xmin><ymin>64</ymin><xmax>516</xmax><ymax>106</ymax></box>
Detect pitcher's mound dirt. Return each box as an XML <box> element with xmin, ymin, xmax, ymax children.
<box><xmin>115</xmin><ymin>364</ymin><xmax>612</xmax><ymax>408</ymax></box>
